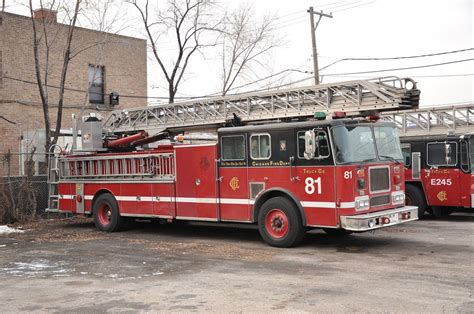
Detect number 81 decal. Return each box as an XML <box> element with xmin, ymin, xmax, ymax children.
<box><xmin>305</xmin><ymin>177</ymin><xmax>322</xmax><ymax>194</ymax></box>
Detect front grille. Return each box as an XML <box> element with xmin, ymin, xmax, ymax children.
<box><xmin>370</xmin><ymin>194</ymin><xmax>390</xmax><ymax>207</ymax></box>
<box><xmin>369</xmin><ymin>167</ymin><xmax>390</xmax><ymax>192</ymax></box>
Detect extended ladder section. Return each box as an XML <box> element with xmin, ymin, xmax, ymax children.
<box><xmin>104</xmin><ymin>77</ymin><xmax>420</xmax><ymax>132</ymax></box>
<box><xmin>381</xmin><ymin>104</ymin><xmax>474</xmax><ymax>137</ymax></box>
<box><xmin>46</xmin><ymin>145</ymin><xmax>61</xmax><ymax>212</ymax></box>
<box><xmin>57</xmin><ymin>153</ymin><xmax>175</xmax><ymax>181</ymax></box>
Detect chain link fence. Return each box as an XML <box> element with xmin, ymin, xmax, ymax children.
<box><xmin>1</xmin><ymin>150</ymin><xmax>50</xmax><ymax>224</ymax></box>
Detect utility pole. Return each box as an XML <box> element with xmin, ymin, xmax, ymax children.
<box><xmin>308</xmin><ymin>6</ymin><xmax>333</xmax><ymax>85</ymax></box>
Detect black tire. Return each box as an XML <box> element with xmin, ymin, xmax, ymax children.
<box><xmin>257</xmin><ymin>197</ymin><xmax>305</xmax><ymax>248</ymax></box>
<box><xmin>323</xmin><ymin>228</ymin><xmax>352</xmax><ymax>236</ymax></box>
<box><xmin>92</xmin><ymin>193</ymin><xmax>125</xmax><ymax>232</ymax></box>
<box><xmin>405</xmin><ymin>184</ymin><xmax>428</xmax><ymax>219</ymax></box>
<box><xmin>431</xmin><ymin>206</ymin><xmax>453</xmax><ymax>218</ymax></box>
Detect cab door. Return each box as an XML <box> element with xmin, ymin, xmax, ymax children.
<box><xmin>459</xmin><ymin>140</ymin><xmax>472</xmax><ymax>207</ymax></box>
<box><xmin>424</xmin><ymin>141</ymin><xmax>461</xmax><ymax>206</ymax></box>
<box><xmin>218</xmin><ymin>134</ymin><xmax>251</xmax><ymax>221</ymax></box>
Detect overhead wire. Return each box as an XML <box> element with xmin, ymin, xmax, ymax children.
<box><xmin>332</xmin><ymin>0</ymin><xmax>376</xmax><ymax>13</ymax></box>
<box><xmin>321</xmin><ymin>58</ymin><xmax>474</xmax><ymax>76</ymax></box>
<box><xmin>5</xmin><ymin>57</ymin><xmax>473</xmax><ymax>104</ymax></box>
<box><xmin>320</xmin><ymin>48</ymin><xmax>474</xmax><ymax>70</ymax></box>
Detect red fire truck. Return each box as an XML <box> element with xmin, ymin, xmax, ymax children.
<box><xmin>48</xmin><ymin>114</ymin><xmax>418</xmax><ymax>247</ymax></box>
<box><xmin>380</xmin><ymin>105</ymin><xmax>474</xmax><ymax>218</ymax></box>
<box><xmin>401</xmin><ymin>134</ymin><xmax>473</xmax><ymax>217</ymax></box>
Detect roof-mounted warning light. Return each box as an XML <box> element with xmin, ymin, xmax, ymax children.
<box><xmin>332</xmin><ymin>111</ymin><xmax>346</xmax><ymax>119</ymax></box>
<box><xmin>314</xmin><ymin>112</ymin><xmax>326</xmax><ymax>120</ymax></box>
<box><xmin>365</xmin><ymin>115</ymin><xmax>381</xmax><ymax>122</ymax></box>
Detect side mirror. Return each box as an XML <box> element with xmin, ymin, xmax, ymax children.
<box><xmin>304</xmin><ymin>130</ymin><xmax>316</xmax><ymax>160</ymax></box>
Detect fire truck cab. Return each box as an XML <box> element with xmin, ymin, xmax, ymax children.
<box><xmin>401</xmin><ymin>133</ymin><xmax>474</xmax><ymax>217</ymax></box>
<box><xmin>51</xmin><ymin>116</ymin><xmax>418</xmax><ymax>247</ymax></box>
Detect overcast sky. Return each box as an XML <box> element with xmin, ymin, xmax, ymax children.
<box><xmin>6</xmin><ymin>0</ymin><xmax>474</xmax><ymax>107</ymax></box>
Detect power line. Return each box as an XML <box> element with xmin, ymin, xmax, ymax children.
<box><xmin>320</xmin><ymin>48</ymin><xmax>474</xmax><ymax>70</ymax></box>
<box><xmin>209</xmin><ymin>58</ymin><xmax>474</xmax><ymax>96</ymax></box>
<box><xmin>321</xmin><ymin>58</ymin><xmax>474</xmax><ymax>76</ymax></box>
<box><xmin>2</xmin><ymin>76</ymin><xmax>186</xmax><ymax>100</ymax></box>
<box><xmin>4</xmin><ymin>58</ymin><xmax>473</xmax><ymax>104</ymax></box>
<box><xmin>209</xmin><ymin>57</ymin><xmax>474</xmax><ymax>95</ymax></box>
<box><xmin>332</xmin><ymin>0</ymin><xmax>376</xmax><ymax>12</ymax></box>
<box><xmin>324</xmin><ymin>73</ymin><xmax>474</xmax><ymax>79</ymax></box>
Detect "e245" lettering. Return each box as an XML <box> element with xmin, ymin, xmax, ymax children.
<box><xmin>430</xmin><ymin>178</ymin><xmax>452</xmax><ymax>186</ymax></box>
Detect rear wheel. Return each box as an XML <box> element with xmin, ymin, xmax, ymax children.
<box><xmin>258</xmin><ymin>197</ymin><xmax>305</xmax><ymax>248</ymax></box>
<box><xmin>93</xmin><ymin>193</ymin><xmax>125</xmax><ymax>232</ymax></box>
<box><xmin>405</xmin><ymin>184</ymin><xmax>428</xmax><ymax>219</ymax></box>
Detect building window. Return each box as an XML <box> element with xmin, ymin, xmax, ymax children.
<box><xmin>250</xmin><ymin>133</ymin><xmax>271</xmax><ymax>160</ymax></box>
<box><xmin>88</xmin><ymin>65</ymin><xmax>104</xmax><ymax>104</ymax></box>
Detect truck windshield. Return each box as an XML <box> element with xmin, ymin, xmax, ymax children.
<box><xmin>373</xmin><ymin>126</ymin><xmax>403</xmax><ymax>162</ymax></box>
<box><xmin>332</xmin><ymin>126</ymin><xmax>377</xmax><ymax>164</ymax></box>
<box><xmin>332</xmin><ymin>125</ymin><xmax>403</xmax><ymax>164</ymax></box>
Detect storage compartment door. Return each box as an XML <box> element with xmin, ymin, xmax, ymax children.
<box><xmin>175</xmin><ymin>145</ymin><xmax>219</xmax><ymax>220</ymax></box>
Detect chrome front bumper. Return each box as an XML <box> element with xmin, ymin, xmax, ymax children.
<box><xmin>340</xmin><ymin>206</ymin><xmax>418</xmax><ymax>232</ymax></box>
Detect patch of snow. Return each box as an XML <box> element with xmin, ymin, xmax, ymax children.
<box><xmin>152</xmin><ymin>272</ymin><xmax>164</xmax><ymax>276</ymax></box>
<box><xmin>1</xmin><ymin>259</ymin><xmax>72</xmax><ymax>277</ymax></box>
<box><xmin>0</xmin><ymin>244</ymin><xmax>6</xmax><ymax>247</ymax></box>
<box><xmin>0</xmin><ymin>226</ymin><xmax>25</xmax><ymax>234</ymax></box>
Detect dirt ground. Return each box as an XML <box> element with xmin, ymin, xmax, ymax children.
<box><xmin>1</xmin><ymin>212</ymin><xmax>473</xmax><ymax>313</ymax></box>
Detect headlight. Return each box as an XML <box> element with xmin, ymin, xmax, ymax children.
<box><xmin>391</xmin><ymin>191</ymin><xmax>405</xmax><ymax>205</ymax></box>
<box><xmin>355</xmin><ymin>196</ymin><xmax>370</xmax><ymax>211</ymax></box>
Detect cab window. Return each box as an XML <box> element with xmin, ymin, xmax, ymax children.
<box><xmin>250</xmin><ymin>134</ymin><xmax>271</xmax><ymax>160</ymax></box>
<box><xmin>427</xmin><ymin>142</ymin><xmax>457</xmax><ymax>166</ymax></box>
<box><xmin>221</xmin><ymin>135</ymin><xmax>245</xmax><ymax>161</ymax></box>
<box><xmin>297</xmin><ymin>130</ymin><xmax>330</xmax><ymax>159</ymax></box>
<box><xmin>460</xmin><ymin>141</ymin><xmax>469</xmax><ymax>172</ymax></box>
<box><xmin>401</xmin><ymin>144</ymin><xmax>411</xmax><ymax>166</ymax></box>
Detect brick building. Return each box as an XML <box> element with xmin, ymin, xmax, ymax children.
<box><xmin>0</xmin><ymin>10</ymin><xmax>147</xmax><ymax>175</ymax></box>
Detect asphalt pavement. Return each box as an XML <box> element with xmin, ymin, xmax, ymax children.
<box><xmin>0</xmin><ymin>212</ymin><xmax>473</xmax><ymax>313</ymax></box>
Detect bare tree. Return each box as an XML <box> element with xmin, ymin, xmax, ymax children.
<box><xmin>130</xmin><ymin>0</ymin><xmax>219</xmax><ymax>103</ymax></box>
<box><xmin>1</xmin><ymin>0</ymin><xmax>5</xmax><ymax>21</ymax></box>
<box><xmin>29</xmin><ymin>0</ymin><xmax>81</xmax><ymax>153</ymax></box>
<box><xmin>219</xmin><ymin>4</ymin><xmax>277</xmax><ymax>96</ymax></box>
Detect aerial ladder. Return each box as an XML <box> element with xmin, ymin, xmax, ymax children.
<box><xmin>380</xmin><ymin>104</ymin><xmax>474</xmax><ymax>137</ymax></box>
<box><xmin>104</xmin><ymin>76</ymin><xmax>420</xmax><ymax>133</ymax></box>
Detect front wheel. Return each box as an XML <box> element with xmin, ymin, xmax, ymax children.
<box><xmin>431</xmin><ymin>206</ymin><xmax>452</xmax><ymax>218</ymax></box>
<box><xmin>258</xmin><ymin>197</ymin><xmax>305</xmax><ymax>248</ymax></box>
<box><xmin>405</xmin><ymin>184</ymin><xmax>428</xmax><ymax>219</ymax></box>
<box><xmin>93</xmin><ymin>193</ymin><xmax>125</xmax><ymax>232</ymax></box>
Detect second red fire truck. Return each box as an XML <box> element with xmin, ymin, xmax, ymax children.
<box><xmin>401</xmin><ymin>133</ymin><xmax>474</xmax><ymax>217</ymax></box>
<box><xmin>380</xmin><ymin>104</ymin><xmax>474</xmax><ymax>218</ymax></box>
<box><xmin>49</xmin><ymin>113</ymin><xmax>418</xmax><ymax>247</ymax></box>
